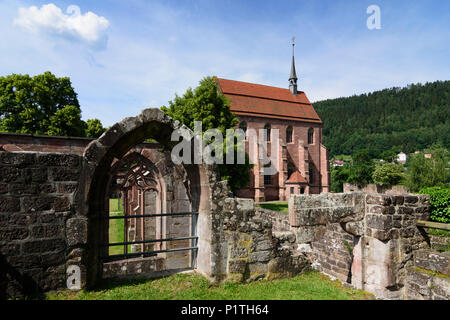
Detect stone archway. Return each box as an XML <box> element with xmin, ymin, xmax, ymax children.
<box><xmin>78</xmin><ymin>108</ymin><xmax>227</xmax><ymax>288</ymax></box>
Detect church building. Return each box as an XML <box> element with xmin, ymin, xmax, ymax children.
<box><xmin>216</xmin><ymin>43</ymin><xmax>330</xmax><ymax>202</ymax></box>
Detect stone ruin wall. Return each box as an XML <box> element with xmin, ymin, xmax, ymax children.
<box><xmin>287</xmin><ymin>192</ymin><xmax>450</xmax><ymax>300</ymax></box>
<box><xmin>0</xmin><ymin>152</ymin><xmax>83</xmax><ymax>297</ymax></box>
<box><xmin>210</xmin><ymin>196</ymin><xmax>310</xmax><ymax>283</ymax></box>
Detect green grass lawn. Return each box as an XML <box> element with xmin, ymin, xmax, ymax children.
<box><xmin>257</xmin><ymin>202</ymin><xmax>289</xmax><ymax>213</ymax></box>
<box><xmin>108</xmin><ymin>198</ymin><xmax>130</xmax><ymax>255</ymax></box>
<box><xmin>46</xmin><ymin>271</ymin><xmax>373</xmax><ymax>300</ymax></box>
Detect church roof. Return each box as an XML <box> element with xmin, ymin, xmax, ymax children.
<box><xmin>285</xmin><ymin>170</ymin><xmax>308</xmax><ymax>184</ymax></box>
<box><xmin>216</xmin><ymin>78</ymin><xmax>322</xmax><ymax>124</ymax></box>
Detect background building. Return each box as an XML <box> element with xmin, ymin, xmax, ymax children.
<box><xmin>216</xmin><ymin>53</ymin><xmax>329</xmax><ymax>202</ymax></box>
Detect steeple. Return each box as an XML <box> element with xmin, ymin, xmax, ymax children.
<box><xmin>289</xmin><ymin>37</ymin><xmax>298</xmax><ymax>95</ymax></box>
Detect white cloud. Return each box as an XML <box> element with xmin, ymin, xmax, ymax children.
<box><xmin>14</xmin><ymin>3</ymin><xmax>109</xmax><ymax>48</ymax></box>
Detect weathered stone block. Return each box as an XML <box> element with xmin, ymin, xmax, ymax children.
<box><xmin>50</xmin><ymin>167</ymin><xmax>80</xmax><ymax>182</ymax></box>
<box><xmin>9</xmin><ymin>183</ymin><xmax>39</xmax><ymax>195</ymax></box>
<box><xmin>31</xmin><ymin>224</ymin><xmax>63</xmax><ymax>239</ymax></box>
<box><xmin>397</xmin><ymin>206</ymin><xmax>414</xmax><ymax>215</ymax></box>
<box><xmin>9</xmin><ymin>213</ymin><xmax>37</xmax><ymax>225</ymax></box>
<box><xmin>0</xmin><ymin>226</ymin><xmax>29</xmax><ymax>241</ymax></box>
<box><xmin>366</xmin><ymin>194</ymin><xmax>391</xmax><ymax>206</ymax></box>
<box><xmin>6</xmin><ymin>255</ymin><xmax>40</xmax><ymax>269</ymax></box>
<box><xmin>66</xmin><ymin>218</ymin><xmax>88</xmax><ymax>246</ymax></box>
<box><xmin>37</xmin><ymin>154</ymin><xmax>80</xmax><ymax>167</ymax></box>
<box><xmin>404</xmin><ymin>195</ymin><xmax>418</xmax><ymax>204</ymax></box>
<box><xmin>0</xmin><ymin>183</ymin><xmax>7</xmax><ymax>194</ymax></box>
<box><xmin>273</xmin><ymin>231</ymin><xmax>296</xmax><ymax>244</ymax></box>
<box><xmin>228</xmin><ymin>259</ymin><xmax>247</xmax><ymax>273</ymax></box>
<box><xmin>0</xmin><ymin>152</ymin><xmax>35</xmax><ymax>165</ymax></box>
<box><xmin>0</xmin><ymin>196</ymin><xmax>20</xmax><ymax>212</ymax></box>
<box><xmin>23</xmin><ymin>196</ymin><xmax>53</xmax><ymax>212</ymax></box>
<box><xmin>23</xmin><ymin>238</ymin><xmax>65</xmax><ymax>254</ymax></box>
<box><xmin>392</xmin><ymin>196</ymin><xmax>404</xmax><ymax>205</ymax></box>
<box><xmin>250</xmin><ymin>250</ymin><xmax>271</xmax><ymax>263</ymax></box>
<box><xmin>366</xmin><ymin>214</ymin><xmax>392</xmax><ymax>230</ymax></box>
<box><xmin>0</xmin><ymin>167</ymin><xmax>22</xmax><ymax>183</ymax></box>
<box><xmin>29</xmin><ymin>168</ymin><xmax>48</xmax><ymax>183</ymax></box>
<box><xmin>39</xmin><ymin>184</ymin><xmax>57</xmax><ymax>194</ymax></box>
<box><xmin>369</xmin><ymin>205</ymin><xmax>395</xmax><ymax>215</ymax></box>
<box><xmin>253</xmin><ymin>240</ymin><xmax>273</xmax><ymax>251</ymax></box>
<box><xmin>0</xmin><ymin>243</ymin><xmax>20</xmax><ymax>256</ymax></box>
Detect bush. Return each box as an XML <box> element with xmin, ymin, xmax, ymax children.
<box><xmin>419</xmin><ymin>187</ymin><xmax>450</xmax><ymax>224</ymax></box>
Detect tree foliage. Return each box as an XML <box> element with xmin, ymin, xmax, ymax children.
<box><xmin>419</xmin><ymin>187</ymin><xmax>450</xmax><ymax>224</ymax></box>
<box><xmin>86</xmin><ymin>118</ymin><xmax>106</xmax><ymax>138</ymax></box>
<box><xmin>161</xmin><ymin>76</ymin><xmax>252</xmax><ymax>193</ymax></box>
<box><xmin>405</xmin><ymin>148</ymin><xmax>450</xmax><ymax>192</ymax></box>
<box><xmin>314</xmin><ymin>81</ymin><xmax>450</xmax><ymax>158</ymax></box>
<box><xmin>372</xmin><ymin>162</ymin><xmax>404</xmax><ymax>186</ymax></box>
<box><xmin>0</xmin><ymin>72</ymin><xmax>80</xmax><ymax>134</ymax></box>
<box><xmin>0</xmin><ymin>71</ymin><xmax>105</xmax><ymax>138</ymax></box>
<box><xmin>47</xmin><ymin>105</ymin><xmax>87</xmax><ymax>137</ymax></box>
<box><xmin>346</xmin><ymin>150</ymin><xmax>374</xmax><ymax>184</ymax></box>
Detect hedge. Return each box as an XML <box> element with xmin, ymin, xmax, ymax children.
<box><xmin>419</xmin><ymin>187</ymin><xmax>450</xmax><ymax>224</ymax></box>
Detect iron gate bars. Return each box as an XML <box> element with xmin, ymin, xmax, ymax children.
<box><xmin>100</xmin><ymin>211</ymin><xmax>198</xmax><ymax>267</ymax></box>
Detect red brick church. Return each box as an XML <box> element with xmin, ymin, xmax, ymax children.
<box><xmin>216</xmin><ymin>45</ymin><xmax>329</xmax><ymax>202</ymax></box>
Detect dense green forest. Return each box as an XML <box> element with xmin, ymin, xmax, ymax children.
<box><xmin>313</xmin><ymin>81</ymin><xmax>450</xmax><ymax>158</ymax></box>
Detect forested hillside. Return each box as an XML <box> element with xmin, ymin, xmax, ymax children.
<box><xmin>313</xmin><ymin>81</ymin><xmax>450</xmax><ymax>158</ymax></box>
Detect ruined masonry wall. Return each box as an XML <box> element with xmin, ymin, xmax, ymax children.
<box><xmin>0</xmin><ymin>151</ymin><xmax>83</xmax><ymax>298</ymax></box>
<box><xmin>213</xmin><ymin>198</ymin><xmax>309</xmax><ymax>283</ymax></box>
<box><xmin>288</xmin><ymin>192</ymin><xmax>449</xmax><ymax>300</ymax></box>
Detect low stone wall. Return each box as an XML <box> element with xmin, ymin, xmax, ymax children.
<box><xmin>406</xmin><ymin>249</ymin><xmax>450</xmax><ymax>299</ymax></box>
<box><xmin>102</xmin><ymin>257</ymin><xmax>166</xmax><ymax>278</ymax></box>
<box><xmin>217</xmin><ymin>198</ymin><xmax>309</xmax><ymax>283</ymax></box>
<box><xmin>0</xmin><ymin>151</ymin><xmax>83</xmax><ymax>298</ymax></box>
<box><xmin>343</xmin><ymin>183</ymin><xmax>408</xmax><ymax>195</ymax></box>
<box><xmin>288</xmin><ymin>192</ymin><xmax>434</xmax><ymax>300</ymax></box>
<box><xmin>288</xmin><ymin>193</ymin><xmax>365</xmax><ymax>285</ymax></box>
<box><xmin>430</xmin><ymin>235</ymin><xmax>450</xmax><ymax>252</ymax></box>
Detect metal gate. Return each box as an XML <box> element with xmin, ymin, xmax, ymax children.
<box><xmin>99</xmin><ymin>211</ymin><xmax>198</xmax><ymax>269</ymax></box>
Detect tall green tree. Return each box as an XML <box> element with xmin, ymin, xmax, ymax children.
<box><xmin>330</xmin><ymin>164</ymin><xmax>351</xmax><ymax>192</ymax></box>
<box><xmin>161</xmin><ymin>76</ymin><xmax>252</xmax><ymax>193</ymax></box>
<box><xmin>86</xmin><ymin>118</ymin><xmax>106</xmax><ymax>138</ymax></box>
<box><xmin>0</xmin><ymin>71</ymin><xmax>106</xmax><ymax>138</ymax></box>
<box><xmin>0</xmin><ymin>72</ymin><xmax>80</xmax><ymax>134</ymax></box>
<box><xmin>347</xmin><ymin>150</ymin><xmax>375</xmax><ymax>184</ymax></box>
<box><xmin>47</xmin><ymin>105</ymin><xmax>87</xmax><ymax>137</ymax></box>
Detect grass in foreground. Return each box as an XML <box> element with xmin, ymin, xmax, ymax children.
<box><xmin>46</xmin><ymin>271</ymin><xmax>373</xmax><ymax>300</ymax></box>
<box><xmin>257</xmin><ymin>202</ymin><xmax>289</xmax><ymax>213</ymax></box>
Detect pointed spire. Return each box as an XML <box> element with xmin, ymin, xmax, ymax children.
<box><xmin>289</xmin><ymin>37</ymin><xmax>298</xmax><ymax>95</ymax></box>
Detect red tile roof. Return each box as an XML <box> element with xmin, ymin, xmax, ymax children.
<box><xmin>216</xmin><ymin>78</ymin><xmax>322</xmax><ymax>123</ymax></box>
<box><xmin>285</xmin><ymin>170</ymin><xmax>308</xmax><ymax>184</ymax></box>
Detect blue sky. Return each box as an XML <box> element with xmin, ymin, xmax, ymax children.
<box><xmin>1</xmin><ymin>0</ymin><xmax>449</xmax><ymax>126</ymax></box>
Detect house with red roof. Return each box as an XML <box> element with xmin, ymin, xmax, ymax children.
<box><xmin>215</xmin><ymin>45</ymin><xmax>330</xmax><ymax>201</ymax></box>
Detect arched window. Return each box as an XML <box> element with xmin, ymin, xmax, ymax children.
<box><xmin>239</xmin><ymin>121</ymin><xmax>247</xmax><ymax>134</ymax></box>
<box><xmin>308</xmin><ymin>128</ymin><xmax>314</xmax><ymax>144</ymax></box>
<box><xmin>286</xmin><ymin>126</ymin><xmax>293</xmax><ymax>143</ymax></box>
<box><xmin>264</xmin><ymin>124</ymin><xmax>271</xmax><ymax>142</ymax></box>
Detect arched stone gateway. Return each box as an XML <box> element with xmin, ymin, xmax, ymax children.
<box><xmin>76</xmin><ymin>108</ymin><xmax>229</xmax><ymax>288</ymax></box>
